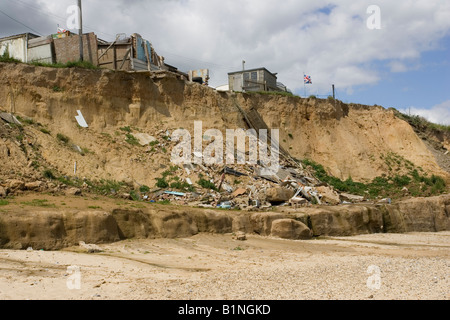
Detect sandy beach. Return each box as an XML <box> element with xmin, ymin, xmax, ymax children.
<box><xmin>0</xmin><ymin>231</ymin><xmax>448</xmax><ymax>300</ymax></box>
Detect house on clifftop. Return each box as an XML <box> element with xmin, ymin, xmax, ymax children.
<box><xmin>228</xmin><ymin>67</ymin><xmax>289</xmax><ymax>93</ymax></box>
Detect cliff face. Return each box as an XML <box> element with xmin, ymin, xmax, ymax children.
<box><xmin>0</xmin><ymin>62</ymin><xmax>448</xmax><ymax>185</ymax></box>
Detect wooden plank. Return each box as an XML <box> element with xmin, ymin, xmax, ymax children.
<box><xmin>144</xmin><ymin>42</ymin><xmax>151</xmax><ymax>71</ymax></box>
<box><xmin>113</xmin><ymin>46</ymin><xmax>117</xmax><ymax>70</ymax></box>
<box><xmin>118</xmin><ymin>48</ymin><xmax>131</xmax><ymax>70</ymax></box>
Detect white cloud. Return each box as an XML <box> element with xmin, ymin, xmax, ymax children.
<box><xmin>19</xmin><ymin>0</ymin><xmax>450</xmax><ymax>94</ymax></box>
<box><xmin>398</xmin><ymin>100</ymin><xmax>450</xmax><ymax>125</ymax></box>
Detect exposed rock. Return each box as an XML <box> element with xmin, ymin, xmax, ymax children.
<box><xmin>232</xmin><ymin>231</ymin><xmax>247</xmax><ymax>241</ymax></box>
<box><xmin>0</xmin><ymin>210</ymin><xmax>120</xmax><ymax>250</ymax></box>
<box><xmin>191</xmin><ymin>210</ymin><xmax>232</xmax><ymax>234</ymax></box>
<box><xmin>271</xmin><ymin>219</ymin><xmax>313</xmax><ymax>240</ymax></box>
<box><xmin>65</xmin><ymin>187</ymin><xmax>82</xmax><ymax>196</ymax></box>
<box><xmin>7</xmin><ymin>179</ymin><xmax>25</xmax><ymax>191</ymax></box>
<box><xmin>382</xmin><ymin>194</ymin><xmax>450</xmax><ymax>233</ymax></box>
<box><xmin>0</xmin><ymin>186</ymin><xmax>6</xmax><ymax>198</ymax></box>
<box><xmin>339</xmin><ymin>193</ymin><xmax>365</xmax><ymax>203</ymax></box>
<box><xmin>316</xmin><ymin>186</ymin><xmax>340</xmax><ymax>205</ymax></box>
<box><xmin>265</xmin><ymin>187</ymin><xmax>295</xmax><ymax>203</ymax></box>
<box><xmin>79</xmin><ymin>241</ymin><xmax>103</xmax><ymax>253</ymax></box>
<box><xmin>293</xmin><ymin>205</ymin><xmax>384</xmax><ymax>237</ymax></box>
<box><xmin>25</xmin><ymin>181</ymin><xmax>43</xmax><ymax>191</ymax></box>
<box><xmin>250</xmin><ymin>212</ymin><xmax>284</xmax><ymax>236</ymax></box>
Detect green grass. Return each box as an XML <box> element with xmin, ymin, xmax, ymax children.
<box><xmin>139</xmin><ymin>185</ymin><xmax>150</xmax><ymax>193</ymax></box>
<box><xmin>52</xmin><ymin>86</ymin><xmax>64</xmax><ymax>92</ymax></box>
<box><xmin>197</xmin><ymin>178</ymin><xmax>217</xmax><ymax>191</ymax></box>
<box><xmin>43</xmin><ymin>169</ymin><xmax>56</xmax><ymax>180</ymax></box>
<box><xmin>0</xmin><ymin>200</ymin><xmax>9</xmax><ymax>206</ymax></box>
<box><xmin>21</xmin><ymin>199</ymin><xmax>56</xmax><ymax>208</ymax></box>
<box><xmin>302</xmin><ymin>157</ymin><xmax>447</xmax><ymax>199</ymax></box>
<box><xmin>0</xmin><ymin>47</ymin><xmax>21</xmax><ymax>63</ymax></box>
<box><xmin>170</xmin><ymin>181</ymin><xmax>194</xmax><ymax>192</ymax></box>
<box><xmin>155</xmin><ymin>178</ymin><xmax>169</xmax><ymax>189</ymax></box>
<box><xmin>394</xmin><ymin>109</ymin><xmax>450</xmax><ymax>132</ymax></box>
<box><xmin>56</xmin><ymin>133</ymin><xmax>70</xmax><ymax>144</ymax></box>
<box><xmin>85</xmin><ymin>179</ymin><xmax>126</xmax><ymax>195</ymax></box>
<box><xmin>16</xmin><ymin>116</ymin><xmax>34</xmax><ymax>125</ymax></box>
<box><xmin>125</xmin><ymin>134</ymin><xmax>140</xmax><ymax>146</ymax></box>
<box><xmin>30</xmin><ymin>60</ymin><xmax>99</xmax><ymax>70</ymax></box>
<box><xmin>40</xmin><ymin>128</ymin><xmax>51</xmax><ymax>135</ymax></box>
<box><xmin>120</xmin><ymin>126</ymin><xmax>132</xmax><ymax>133</ymax></box>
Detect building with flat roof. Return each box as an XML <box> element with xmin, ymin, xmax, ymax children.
<box><xmin>228</xmin><ymin>67</ymin><xmax>286</xmax><ymax>92</ymax></box>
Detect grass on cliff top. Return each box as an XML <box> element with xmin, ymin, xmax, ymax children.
<box><xmin>30</xmin><ymin>60</ymin><xmax>99</xmax><ymax>70</ymax></box>
<box><xmin>302</xmin><ymin>155</ymin><xmax>447</xmax><ymax>199</ymax></box>
<box><xmin>393</xmin><ymin>109</ymin><xmax>450</xmax><ymax>133</ymax></box>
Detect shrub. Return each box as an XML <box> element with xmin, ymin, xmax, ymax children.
<box><xmin>120</xmin><ymin>126</ymin><xmax>132</xmax><ymax>133</ymax></box>
<box><xmin>43</xmin><ymin>169</ymin><xmax>56</xmax><ymax>180</ymax></box>
<box><xmin>57</xmin><ymin>133</ymin><xmax>70</xmax><ymax>143</ymax></box>
<box><xmin>198</xmin><ymin>178</ymin><xmax>217</xmax><ymax>191</ymax></box>
<box><xmin>156</xmin><ymin>178</ymin><xmax>169</xmax><ymax>189</ymax></box>
<box><xmin>125</xmin><ymin>134</ymin><xmax>140</xmax><ymax>146</ymax></box>
<box><xmin>139</xmin><ymin>185</ymin><xmax>150</xmax><ymax>193</ymax></box>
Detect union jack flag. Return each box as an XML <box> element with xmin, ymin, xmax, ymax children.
<box><xmin>304</xmin><ymin>75</ymin><xmax>312</xmax><ymax>84</ymax></box>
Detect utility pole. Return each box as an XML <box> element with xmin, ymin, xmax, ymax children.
<box><xmin>78</xmin><ymin>0</ymin><xmax>83</xmax><ymax>61</ymax></box>
<box><xmin>242</xmin><ymin>60</ymin><xmax>245</xmax><ymax>71</ymax></box>
<box><xmin>332</xmin><ymin>84</ymin><xmax>335</xmax><ymax>99</ymax></box>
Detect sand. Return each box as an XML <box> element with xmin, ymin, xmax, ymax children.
<box><xmin>0</xmin><ymin>231</ymin><xmax>448</xmax><ymax>300</ymax></box>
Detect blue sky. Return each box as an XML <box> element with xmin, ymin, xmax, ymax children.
<box><xmin>326</xmin><ymin>37</ymin><xmax>450</xmax><ymax>117</ymax></box>
<box><xmin>1</xmin><ymin>0</ymin><xmax>449</xmax><ymax>124</ymax></box>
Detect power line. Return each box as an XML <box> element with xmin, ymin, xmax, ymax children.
<box><xmin>5</xmin><ymin>0</ymin><xmax>116</xmax><ymax>40</ymax></box>
<box><xmin>0</xmin><ymin>8</ymin><xmax>42</xmax><ymax>35</ymax></box>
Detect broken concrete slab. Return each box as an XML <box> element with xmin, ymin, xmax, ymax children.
<box><xmin>316</xmin><ymin>186</ymin><xmax>340</xmax><ymax>205</ymax></box>
<box><xmin>266</xmin><ymin>187</ymin><xmax>295</xmax><ymax>203</ymax></box>
<box><xmin>132</xmin><ymin>133</ymin><xmax>157</xmax><ymax>146</ymax></box>
<box><xmin>340</xmin><ymin>193</ymin><xmax>365</xmax><ymax>203</ymax></box>
<box><xmin>0</xmin><ymin>112</ymin><xmax>22</xmax><ymax>125</ymax></box>
<box><xmin>79</xmin><ymin>241</ymin><xmax>103</xmax><ymax>253</ymax></box>
<box><xmin>232</xmin><ymin>188</ymin><xmax>247</xmax><ymax>197</ymax></box>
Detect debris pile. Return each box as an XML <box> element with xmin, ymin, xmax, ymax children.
<box><xmin>131</xmin><ymin>128</ymin><xmax>368</xmax><ymax>210</ymax></box>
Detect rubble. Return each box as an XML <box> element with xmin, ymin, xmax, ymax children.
<box><xmin>266</xmin><ymin>187</ymin><xmax>295</xmax><ymax>203</ymax></box>
<box><xmin>79</xmin><ymin>241</ymin><xmax>103</xmax><ymax>253</ymax></box>
<box><xmin>128</xmin><ymin>125</ymin><xmax>372</xmax><ymax>210</ymax></box>
<box><xmin>339</xmin><ymin>193</ymin><xmax>365</xmax><ymax>203</ymax></box>
<box><xmin>232</xmin><ymin>231</ymin><xmax>247</xmax><ymax>241</ymax></box>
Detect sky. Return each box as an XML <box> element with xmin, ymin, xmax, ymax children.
<box><xmin>1</xmin><ymin>0</ymin><xmax>449</xmax><ymax>124</ymax></box>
